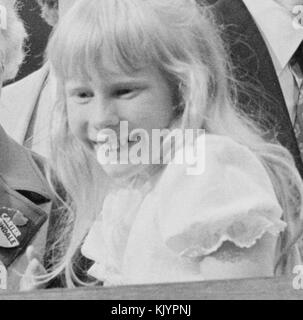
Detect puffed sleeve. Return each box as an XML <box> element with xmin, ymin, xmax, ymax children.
<box><xmin>156</xmin><ymin>134</ymin><xmax>286</xmax><ymax>259</ymax></box>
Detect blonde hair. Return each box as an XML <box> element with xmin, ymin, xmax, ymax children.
<box><xmin>0</xmin><ymin>0</ymin><xmax>27</xmax><ymax>82</ymax></box>
<box><xmin>44</xmin><ymin>0</ymin><xmax>303</xmax><ymax>287</ymax></box>
<box><xmin>35</xmin><ymin>0</ymin><xmax>58</xmax><ymax>27</ymax></box>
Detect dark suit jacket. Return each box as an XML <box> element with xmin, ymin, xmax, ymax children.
<box><xmin>0</xmin><ymin>124</ymin><xmax>55</xmax><ymax>271</ymax></box>
<box><xmin>207</xmin><ymin>0</ymin><xmax>303</xmax><ymax>178</ymax></box>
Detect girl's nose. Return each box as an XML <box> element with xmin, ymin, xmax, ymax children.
<box><xmin>89</xmin><ymin>98</ymin><xmax>120</xmax><ymax>131</ymax></box>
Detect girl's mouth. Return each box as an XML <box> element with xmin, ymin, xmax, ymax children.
<box><xmin>92</xmin><ymin>130</ymin><xmax>145</xmax><ymax>163</ymax></box>
<box><xmin>95</xmin><ymin>132</ymin><xmax>127</xmax><ymax>150</ymax></box>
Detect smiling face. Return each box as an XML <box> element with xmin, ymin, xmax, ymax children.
<box><xmin>65</xmin><ymin>60</ymin><xmax>175</xmax><ymax>180</ymax></box>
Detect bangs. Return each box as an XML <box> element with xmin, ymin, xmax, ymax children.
<box><xmin>47</xmin><ymin>0</ymin><xmax>173</xmax><ymax>82</ymax></box>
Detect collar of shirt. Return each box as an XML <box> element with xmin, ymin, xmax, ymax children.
<box><xmin>243</xmin><ymin>0</ymin><xmax>303</xmax><ymax>76</ymax></box>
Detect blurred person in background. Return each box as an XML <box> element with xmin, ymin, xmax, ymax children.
<box><xmin>207</xmin><ymin>0</ymin><xmax>303</xmax><ymax>179</ymax></box>
<box><xmin>0</xmin><ymin>0</ymin><xmax>57</xmax><ymax>291</ymax></box>
<box><xmin>0</xmin><ymin>0</ymin><xmax>78</xmax><ymax>158</ymax></box>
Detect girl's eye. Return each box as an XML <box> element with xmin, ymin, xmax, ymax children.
<box><xmin>77</xmin><ymin>91</ymin><xmax>94</xmax><ymax>99</ymax></box>
<box><xmin>114</xmin><ymin>88</ymin><xmax>138</xmax><ymax>98</ymax></box>
<box><xmin>70</xmin><ymin>90</ymin><xmax>94</xmax><ymax>104</ymax></box>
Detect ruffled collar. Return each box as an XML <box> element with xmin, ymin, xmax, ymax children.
<box><xmin>81</xmin><ymin>167</ymin><xmax>162</xmax><ymax>285</ymax></box>
<box><xmin>110</xmin><ymin>163</ymin><xmax>165</xmax><ymax>191</ymax></box>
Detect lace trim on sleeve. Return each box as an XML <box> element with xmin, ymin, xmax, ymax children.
<box><xmin>165</xmin><ymin>209</ymin><xmax>286</xmax><ymax>259</ymax></box>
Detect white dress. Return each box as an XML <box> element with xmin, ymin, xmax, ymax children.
<box><xmin>81</xmin><ymin>134</ymin><xmax>295</xmax><ymax>286</ymax></box>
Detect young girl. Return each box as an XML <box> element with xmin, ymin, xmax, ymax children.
<box><xmin>27</xmin><ymin>0</ymin><xmax>303</xmax><ymax>288</ymax></box>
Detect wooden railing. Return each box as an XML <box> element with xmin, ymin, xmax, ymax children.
<box><xmin>0</xmin><ymin>276</ymin><xmax>303</xmax><ymax>300</ymax></box>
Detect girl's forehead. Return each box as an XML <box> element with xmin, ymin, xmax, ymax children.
<box><xmin>64</xmin><ymin>65</ymin><xmax>126</xmax><ymax>84</ymax></box>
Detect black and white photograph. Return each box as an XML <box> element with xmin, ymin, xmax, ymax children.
<box><xmin>0</xmin><ymin>0</ymin><xmax>302</xmax><ymax>304</ymax></box>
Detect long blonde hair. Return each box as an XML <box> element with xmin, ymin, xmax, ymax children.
<box><xmin>44</xmin><ymin>0</ymin><xmax>303</xmax><ymax>287</ymax></box>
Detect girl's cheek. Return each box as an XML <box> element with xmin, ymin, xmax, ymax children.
<box><xmin>67</xmin><ymin>108</ymin><xmax>87</xmax><ymax>141</ymax></box>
